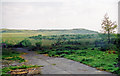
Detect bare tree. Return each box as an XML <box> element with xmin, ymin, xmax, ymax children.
<box><xmin>101</xmin><ymin>13</ymin><xmax>117</xmax><ymax>44</ymax></box>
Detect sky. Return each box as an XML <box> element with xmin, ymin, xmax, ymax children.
<box><xmin>1</xmin><ymin>0</ymin><xmax>119</xmax><ymax>32</ymax></box>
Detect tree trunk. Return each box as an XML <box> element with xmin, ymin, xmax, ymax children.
<box><xmin>108</xmin><ymin>30</ymin><xmax>110</xmax><ymax>44</ymax></box>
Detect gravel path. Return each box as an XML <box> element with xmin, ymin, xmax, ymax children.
<box><xmin>15</xmin><ymin>48</ymin><xmax>113</xmax><ymax>74</ymax></box>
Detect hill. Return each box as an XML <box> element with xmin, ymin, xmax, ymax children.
<box><xmin>0</xmin><ymin>28</ymin><xmax>98</xmax><ymax>35</ymax></box>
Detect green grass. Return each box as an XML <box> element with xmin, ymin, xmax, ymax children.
<box><xmin>2</xmin><ymin>48</ymin><xmax>25</xmax><ymax>63</ymax></box>
<box><xmin>37</xmin><ymin>49</ymin><xmax>119</xmax><ymax>74</ymax></box>
<box><xmin>65</xmin><ymin>50</ymin><xmax>118</xmax><ymax>72</ymax></box>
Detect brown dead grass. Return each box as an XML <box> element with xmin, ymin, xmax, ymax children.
<box><xmin>10</xmin><ymin>67</ymin><xmax>41</xmax><ymax>75</ymax></box>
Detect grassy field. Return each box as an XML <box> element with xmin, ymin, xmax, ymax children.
<box><xmin>2</xmin><ymin>33</ymin><xmax>97</xmax><ymax>47</ymax></box>
<box><xmin>2</xmin><ymin>33</ymin><xmax>56</xmax><ymax>46</ymax></box>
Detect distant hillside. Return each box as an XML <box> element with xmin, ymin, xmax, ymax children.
<box><xmin>0</xmin><ymin>28</ymin><xmax>98</xmax><ymax>35</ymax></box>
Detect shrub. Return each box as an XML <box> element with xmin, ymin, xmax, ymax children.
<box><xmin>2</xmin><ymin>42</ymin><xmax>14</xmax><ymax>48</ymax></box>
<box><xmin>91</xmin><ymin>48</ymin><xmax>94</xmax><ymax>50</ymax></box>
<box><xmin>60</xmin><ymin>54</ymin><xmax>66</xmax><ymax>57</ymax></box>
<box><xmin>48</xmin><ymin>51</ymin><xmax>56</xmax><ymax>57</ymax></box>
<box><xmin>35</xmin><ymin>42</ymin><xmax>42</xmax><ymax>47</ymax></box>
<box><xmin>19</xmin><ymin>39</ymin><xmax>32</xmax><ymax>47</ymax></box>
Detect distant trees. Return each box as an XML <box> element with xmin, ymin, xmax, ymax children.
<box><xmin>101</xmin><ymin>14</ymin><xmax>117</xmax><ymax>44</ymax></box>
<box><xmin>29</xmin><ymin>34</ymin><xmax>42</xmax><ymax>40</ymax></box>
<box><xmin>29</xmin><ymin>34</ymin><xmax>98</xmax><ymax>40</ymax></box>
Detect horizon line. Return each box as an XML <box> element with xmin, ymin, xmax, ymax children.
<box><xmin>0</xmin><ymin>28</ymin><xmax>99</xmax><ymax>31</ymax></box>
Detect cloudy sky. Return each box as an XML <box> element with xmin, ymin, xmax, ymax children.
<box><xmin>1</xmin><ymin>0</ymin><xmax>119</xmax><ymax>32</ymax></box>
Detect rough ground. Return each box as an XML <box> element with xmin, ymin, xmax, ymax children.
<box><xmin>15</xmin><ymin>48</ymin><xmax>112</xmax><ymax>74</ymax></box>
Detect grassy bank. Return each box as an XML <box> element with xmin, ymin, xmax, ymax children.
<box><xmin>2</xmin><ymin>48</ymin><xmax>25</xmax><ymax>63</ymax></box>
<box><xmin>37</xmin><ymin>49</ymin><xmax>119</xmax><ymax>74</ymax></box>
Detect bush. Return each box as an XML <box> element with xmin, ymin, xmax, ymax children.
<box><xmin>64</xmin><ymin>45</ymin><xmax>80</xmax><ymax>50</ymax></box>
<box><xmin>1</xmin><ymin>42</ymin><xmax>14</xmax><ymax>48</ymax></box>
<box><xmin>99</xmin><ymin>43</ymin><xmax>117</xmax><ymax>51</ymax></box>
<box><xmin>35</xmin><ymin>42</ymin><xmax>42</xmax><ymax>47</ymax></box>
<box><xmin>91</xmin><ymin>48</ymin><xmax>94</xmax><ymax>50</ymax></box>
<box><xmin>60</xmin><ymin>54</ymin><xmax>66</xmax><ymax>57</ymax></box>
<box><xmin>19</xmin><ymin>39</ymin><xmax>32</xmax><ymax>47</ymax></box>
<box><xmin>48</xmin><ymin>51</ymin><xmax>57</xmax><ymax>57</ymax></box>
